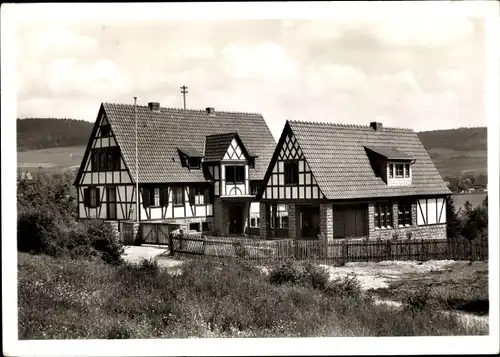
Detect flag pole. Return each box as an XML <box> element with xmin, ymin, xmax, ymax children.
<box><xmin>134</xmin><ymin>97</ymin><xmax>139</xmax><ymax>223</ymax></box>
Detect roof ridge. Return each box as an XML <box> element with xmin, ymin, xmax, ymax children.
<box><xmin>288</xmin><ymin>119</ymin><xmax>414</xmax><ymax>132</ymax></box>
<box><xmin>102</xmin><ymin>102</ymin><xmax>262</xmax><ymax>116</ymax></box>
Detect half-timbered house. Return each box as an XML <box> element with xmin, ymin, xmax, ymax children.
<box><xmin>257</xmin><ymin>120</ymin><xmax>451</xmax><ymax>242</ymax></box>
<box><xmin>74</xmin><ymin>102</ymin><xmax>276</xmax><ymax>236</ymax></box>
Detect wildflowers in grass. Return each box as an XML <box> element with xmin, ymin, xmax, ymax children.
<box><xmin>18</xmin><ymin>253</ymin><xmax>488</xmax><ymax>339</ymax></box>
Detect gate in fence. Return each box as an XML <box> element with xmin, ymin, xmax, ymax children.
<box><xmin>141</xmin><ymin>223</ymin><xmax>180</xmax><ymax>245</ymax></box>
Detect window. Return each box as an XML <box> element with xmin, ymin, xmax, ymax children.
<box><xmin>395</xmin><ymin>164</ymin><xmax>404</xmax><ymax>178</ymax></box>
<box><xmin>281</xmin><ymin>216</ymin><xmax>289</xmax><ymax>229</ymax></box>
<box><xmin>388</xmin><ymin>164</ymin><xmax>394</xmax><ymax>178</ymax></box>
<box><xmin>91</xmin><ymin>147</ymin><xmax>120</xmax><ymax>172</ymax></box>
<box><xmin>398</xmin><ymin>200</ymin><xmax>412</xmax><ymax>226</ymax></box>
<box><xmin>194</xmin><ymin>187</ymin><xmax>205</xmax><ymax>205</ymax></box>
<box><xmin>172</xmin><ymin>187</ymin><xmax>184</xmax><ymax>205</ymax></box>
<box><xmin>83</xmin><ymin>187</ymin><xmax>100</xmax><ymax>208</ymax></box>
<box><xmin>226</xmin><ymin>165</ymin><xmax>245</xmax><ymax>183</ymax></box>
<box><xmin>160</xmin><ymin>188</ymin><xmax>169</xmax><ymax>206</ymax></box>
<box><xmin>188</xmin><ymin>158</ymin><xmax>200</xmax><ymax>169</ymax></box>
<box><xmin>374</xmin><ymin>202</ymin><xmax>392</xmax><ymax>229</ymax></box>
<box><xmin>251</xmin><ymin>183</ymin><xmax>260</xmax><ymax>196</ymax></box>
<box><xmin>100</xmin><ymin>124</ymin><xmax>111</xmax><ymax>137</ymax></box>
<box><xmin>404</xmin><ymin>164</ymin><xmax>410</xmax><ymax>178</ymax></box>
<box><xmin>202</xmin><ymin>222</ymin><xmax>211</xmax><ymax>232</ymax></box>
<box><xmin>107</xmin><ymin>187</ymin><xmax>116</xmax><ymax>219</ymax></box>
<box><xmin>142</xmin><ymin>187</ymin><xmax>161</xmax><ymax>207</ymax></box>
<box><xmin>189</xmin><ymin>222</ymin><xmax>201</xmax><ymax>232</ymax></box>
<box><xmin>250</xmin><ymin>218</ymin><xmax>256</xmax><ymax>227</ymax></box>
<box><xmin>284</xmin><ymin>161</ymin><xmax>299</xmax><ymax>185</ymax></box>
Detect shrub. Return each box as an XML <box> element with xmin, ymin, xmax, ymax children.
<box><xmin>402</xmin><ymin>287</ymin><xmax>434</xmax><ymax>313</ymax></box>
<box><xmin>324</xmin><ymin>275</ymin><xmax>363</xmax><ymax>300</ymax></box>
<box><xmin>17</xmin><ymin>208</ymin><xmax>58</xmax><ymax>253</ymax></box>
<box><xmin>302</xmin><ymin>262</ymin><xmax>330</xmax><ymax>290</ymax></box>
<box><xmin>269</xmin><ymin>259</ymin><xmax>303</xmax><ymax>286</ymax></box>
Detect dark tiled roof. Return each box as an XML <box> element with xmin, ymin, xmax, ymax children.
<box><xmin>364</xmin><ymin>146</ymin><xmax>414</xmax><ymax>160</ymax></box>
<box><xmin>204</xmin><ymin>133</ymin><xmax>237</xmax><ymax>161</ymax></box>
<box><xmin>104</xmin><ymin>103</ymin><xmax>276</xmax><ymax>183</ymax></box>
<box><xmin>178</xmin><ymin>146</ymin><xmax>204</xmax><ymax>158</ymax></box>
<box><xmin>288</xmin><ymin>120</ymin><xmax>451</xmax><ymax>199</ymax></box>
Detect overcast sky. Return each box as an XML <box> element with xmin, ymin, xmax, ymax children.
<box><xmin>15</xmin><ymin>8</ymin><xmax>486</xmax><ymax>140</ymax></box>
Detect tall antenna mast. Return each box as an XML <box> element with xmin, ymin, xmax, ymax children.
<box><xmin>134</xmin><ymin>97</ymin><xmax>139</xmax><ymax>223</ymax></box>
<box><xmin>180</xmin><ymin>85</ymin><xmax>188</xmax><ymax>110</ymax></box>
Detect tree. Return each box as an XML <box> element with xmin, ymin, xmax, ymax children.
<box><xmin>461</xmin><ymin>197</ymin><xmax>488</xmax><ymax>241</ymax></box>
<box><xmin>446</xmin><ymin>197</ymin><xmax>461</xmax><ymax>239</ymax></box>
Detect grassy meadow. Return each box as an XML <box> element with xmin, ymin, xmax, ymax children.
<box><xmin>17</xmin><ymin>145</ymin><xmax>85</xmax><ymax>173</ymax></box>
<box><xmin>18</xmin><ymin>253</ymin><xmax>488</xmax><ymax>339</ymax></box>
<box><xmin>369</xmin><ymin>261</ymin><xmax>489</xmax><ymax>316</ymax></box>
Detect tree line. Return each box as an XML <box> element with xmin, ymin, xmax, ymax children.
<box><xmin>17</xmin><ymin>118</ymin><xmax>94</xmax><ymax>151</ymax></box>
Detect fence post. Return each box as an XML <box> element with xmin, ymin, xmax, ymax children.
<box><xmin>386</xmin><ymin>240</ymin><xmax>392</xmax><ymax>261</ymax></box>
<box><xmin>168</xmin><ymin>231</ymin><xmax>174</xmax><ymax>256</ymax></box>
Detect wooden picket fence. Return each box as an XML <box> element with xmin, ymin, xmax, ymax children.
<box><xmin>170</xmin><ymin>236</ymin><xmax>488</xmax><ymax>264</ymax></box>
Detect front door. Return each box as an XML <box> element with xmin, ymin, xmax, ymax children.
<box><xmin>299</xmin><ymin>206</ymin><xmax>320</xmax><ymax>239</ymax></box>
<box><xmin>228</xmin><ymin>204</ymin><xmax>244</xmax><ymax>234</ymax></box>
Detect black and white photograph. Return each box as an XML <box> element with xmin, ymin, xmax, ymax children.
<box><xmin>2</xmin><ymin>2</ymin><xmax>499</xmax><ymax>356</ymax></box>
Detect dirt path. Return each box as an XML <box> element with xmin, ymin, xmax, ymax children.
<box><xmin>319</xmin><ymin>260</ymin><xmax>456</xmax><ymax>290</ymax></box>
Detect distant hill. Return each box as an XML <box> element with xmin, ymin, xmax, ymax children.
<box><xmin>17</xmin><ymin>118</ymin><xmax>93</xmax><ymax>152</ymax></box>
<box><xmin>417</xmin><ymin>127</ymin><xmax>487</xmax><ymax>178</ymax></box>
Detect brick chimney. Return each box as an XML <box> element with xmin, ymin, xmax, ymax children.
<box><xmin>370</xmin><ymin>122</ymin><xmax>383</xmax><ymax>131</ymax></box>
<box><xmin>206</xmin><ymin>107</ymin><xmax>215</xmax><ymax>115</ymax></box>
<box><xmin>148</xmin><ymin>102</ymin><xmax>160</xmax><ymax>111</ymax></box>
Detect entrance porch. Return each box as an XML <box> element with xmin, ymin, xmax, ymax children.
<box><xmin>214</xmin><ymin>197</ymin><xmax>260</xmax><ymax>237</ymax></box>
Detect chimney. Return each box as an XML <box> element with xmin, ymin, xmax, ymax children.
<box><xmin>148</xmin><ymin>102</ymin><xmax>160</xmax><ymax>111</ymax></box>
<box><xmin>370</xmin><ymin>122</ymin><xmax>383</xmax><ymax>131</ymax></box>
<box><xmin>206</xmin><ymin>107</ymin><xmax>215</xmax><ymax>115</ymax></box>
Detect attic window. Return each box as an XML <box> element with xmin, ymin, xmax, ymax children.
<box><xmin>388</xmin><ymin>163</ymin><xmax>411</xmax><ymax>179</ymax></box>
<box><xmin>284</xmin><ymin>161</ymin><xmax>299</xmax><ymax>185</ymax></box>
<box><xmin>188</xmin><ymin>158</ymin><xmax>200</xmax><ymax>169</ymax></box>
<box><xmin>100</xmin><ymin>124</ymin><xmax>111</xmax><ymax>137</ymax></box>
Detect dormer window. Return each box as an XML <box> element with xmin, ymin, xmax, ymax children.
<box><xmin>188</xmin><ymin>158</ymin><xmax>201</xmax><ymax>169</ymax></box>
<box><xmin>395</xmin><ymin>164</ymin><xmax>404</xmax><ymax>178</ymax></box>
<box><xmin>389</xmin><ymin>162</ymin><xmax>411</xmax><ymax>179</ymax></box>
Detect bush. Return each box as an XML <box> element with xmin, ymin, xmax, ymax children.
<box><xmin>402</xmin><ymin>287</ymin><xmax>435</xmax><ymax>313</ymax></box>
<box><xmin>269</xmin><ymin>260</ymin><xmax>331</xmax><ymax>291</ymax></box>
<box><xmin>269</xmin><ymin>259</ymin><xmax>304</xmax><ymax>286</ymax></box>
<box><xmin>324</xmin><ymin>275</ymin><xmax>363</xmax><ymax>300</ymax></box>
<box><xmin>17</xmin><ymin>208</ymin><xmax>58</xmax><ymax>253</ymax></box>
<box><xmin>17</xmin><ymin>206</ymin><xmax>123</xmax><ymax>265</ymax></box>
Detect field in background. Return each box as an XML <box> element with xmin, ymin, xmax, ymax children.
<box><xmin>426</xmin><ymin>148</ymin><xmax>487</xmax><ymax>178</ymax></box>
<box><xmin>17</xmin><ymin>145</ymin><xmax>85</xmax><ymax>173</ymax></box>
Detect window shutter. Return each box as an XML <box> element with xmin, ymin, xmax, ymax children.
<box><xmin>96</xmin><ymin>188</ymin><xmax>101</xmax><ymax>207</ymax></box>
<box><xmin>161</xmin><ymin>188</ymin><xmax>169</xmax><ymax>207</ymax></box>
<box><xmin>84</xmin><ymin>188</ymin><xmax>89</xmax><ymax>207</ymax></box>
<box><xmin>188</xmin><ymin>186</ymin><xmax>195</xmax><ymax>206</ymax></box>
<box><xmin>208</xmin><ymin>186</ymin><xmax>214</xmax><ymax>204</ymax></box>
<box><xmin>142</xmin><ymin>188</ymin><xmax>150</xmax><ymax>207</ymax></box>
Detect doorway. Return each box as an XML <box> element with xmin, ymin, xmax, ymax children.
<box><xmin>228</xmin><ymin>204</ymin><xmax>244</xmax><ymax>234</ymax></box>
<box><xmin>299</xmin><ymin>206</ymin><xmax>320</xmax><ymax>239</ymax></box>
